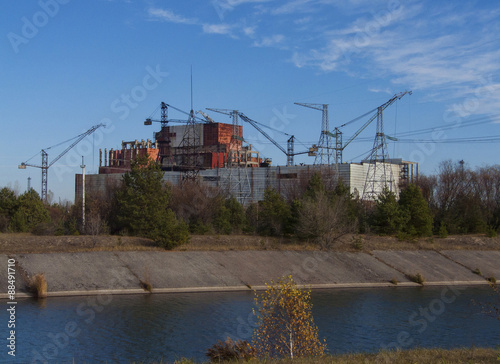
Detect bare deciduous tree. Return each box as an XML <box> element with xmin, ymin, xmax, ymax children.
<box><xmin>297</xmin><ymin>190</ymin><xmax>355</xmax><ymax>249</ymax></box>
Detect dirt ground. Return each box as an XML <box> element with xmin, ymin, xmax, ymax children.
<box><xmin>0</xmin><ymin>232</ymin><xmax>499</xmax><ymax>254</ymax></box>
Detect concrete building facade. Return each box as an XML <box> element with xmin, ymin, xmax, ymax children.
<box><xmin>76</xmin><ymin>159</ymin><xmax>416</xmax><ymax>204</ymax></box>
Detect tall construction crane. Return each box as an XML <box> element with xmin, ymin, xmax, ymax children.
<box><xmin>337</xmin><ymin>91</ymin><xmax>412</xmax><ymax>163</ymax></box>
<box><xmin>294</xmin><ymin>103</ymin><xmax>339</xmax><ymax>165</ymax></box>
<box><xmin>19</xmin><ymin>124</ymin><xmax>104</xmax><ymax>202</ymax></box>
<box><xmin>207</xmin><ymin>108</ymin><xmax>304</xmax><ymax>166</ymax></box>
<box><xmin>144</xmin><ymin>102</ymin><xmax>207</xmax><ymax>126</ymax></box>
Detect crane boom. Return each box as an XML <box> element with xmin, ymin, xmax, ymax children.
<box><xmin>238</xmin><ymin>112</ymin><xmax>288</xmax><ymax>156</ymax></box>
<box><xmin>48</xmin><ymin>124</ymin><xmax>104</xmax><ymax>168</ymax></box>
<box><xmin>166</xmin><ymin>103</ymin><xmax>206</xmax><ymax>123</ymax></box>
<box><xmin>208</xmin><ymin>108</ymin><xmax>307</xmax><ymax>165</ymax></box>
<box><xmin>206</xmin><ymin>108</ymin><xmax>234</xmax><ymax>117</ymax></box>
<box><xmin>196</xmin><ymin>110</ymin><xmax>215</xmax><ymax>123</ymax></box>
<box><xmin>19</xmin><ymin>123</ymin><xmax>104</xmax><ymax>202</ymax></box>
<box><xmin>342</xmin><ymin>91</ymin><xmax>411</xmax><ymax>151</ymax></box>
<box><xmin>294</xmin><ymin>102</ymin><xmax>324</xmax><ymax>112</ymax></box>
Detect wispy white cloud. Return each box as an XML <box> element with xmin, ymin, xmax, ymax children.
<box><xmin>202</xmin><ymin>23</ymin><xmax>234</xmax><ymax>35</ymax></box>
<box><xmin>289</xmin><ymin>2</ymin><xmax>500</xmax><ymax>115</ymax></box>
<box><xmin>369</xmin><ymin>88</ymin><xmax>392</xmax><ymax>95</ymax></box>
<box><xmin>214</xmin><ymin>0</ymin><xmax>272</xmax><ymax>11</ymax></box>
<box><xmin>253</xmin><ymin>34</ymin><xmax>285</xmax><ymax>47</ymax></box>
<box><xmin>243</xmin><ymin>26</ymin><xmax>257</xmax><ymax>37</ymax></box>
<box><xmin>148</xmin><ymin>8</ymin><xmax>197</xmax><ymax>25</ymax></box>
<box><xmin>294</xmin><ymin>16</ymin><xmax>312</xmax><ymax>25</ymax></box>
<box><xmin>271</xmin><ymin>0</ymin><xmax>314</xmax><ymax>15</ymax></box>
<box><xmin>145</xmin><ymin>2</ymin><xmax>500</xmax><ymax>116</ymax></box>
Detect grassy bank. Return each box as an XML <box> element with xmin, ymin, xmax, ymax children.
<box><xmin>1</xmin><ymin>232</ymin><xmax>499</xmax><ymax>254</ymax></box>
<box><xmin>142</xmin><ymin>347</ymin><xmax>500</xmax><ymax>364</ymax></box>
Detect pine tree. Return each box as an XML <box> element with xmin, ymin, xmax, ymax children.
<box><xmin>0</xmin><ymin>187</ymin><xmax>18</xmax><ymax>232</ymax></box>
<box><xmin>302</xmin><ymin>172</ymin><xmax>325</xmax><ymax>201</ymax></box>
<box><xmin>399</xmin><ymin>184</ymin><xmax>433</xmax><ymax>236</ymax></box>
<box><xmin>112</xmin><ymin>155</ymin><xmax>189</xmax><ymax>249</ymax></box>
<box><xmin>10</xmin><ymin>189</ymin><xmax>50</xmax><ymax>232</ymax></box>
<box><xmin>370</xmin><ymin>187</ymin><xmax>408</xmax><ymax>235</ymax></box>
<box><xmin>258</xmin><ymin>188</ymin><xmax>291</xmax><ymax>236</ymax></box>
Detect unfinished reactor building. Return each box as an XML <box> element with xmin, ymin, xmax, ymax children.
<box><xmin>76</xmin><ymin>94</ymin><xmax>417</xmax><ymax>204</ymax></box>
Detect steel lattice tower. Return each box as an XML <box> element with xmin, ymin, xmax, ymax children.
<box><xmin>362</xmin><ymin>106</ymin><xmax>396</xmax><ymax>200</ymax></box>
<box><xmin>178</xmin><ymin>70</ymin><xmax>202</xmax><ymax>181</ymax></box>
<box><xmin>295</xmin><ymin>103</ymin><xmax>334</xmax><ymax>166</ymax></box>
<box><xmin>207</xmin><ymin>108</ymin><xmax>252</xmax><ymax>204</ymax></box>
<box><xmin>178</xmin><ymin>109</ymin><xmax>202</xmax><ymax>181</ymax></box>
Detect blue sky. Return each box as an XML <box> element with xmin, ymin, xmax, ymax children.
<box><xmin>1</xmin><ymin>0</ymin><xmax>500</xmax><ymax>202</ymax></box>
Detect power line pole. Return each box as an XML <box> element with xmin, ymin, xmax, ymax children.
<box><xmin>362</xmin><ymin>106</ymin><xmax>396</xmax><ymax>200</ymax></box>
<box><xmin>81</xmin><ymin>156</ymin><xmax>86</xmax><ymax>231</ymax></box>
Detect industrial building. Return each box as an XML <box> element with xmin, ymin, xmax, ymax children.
<box><xmin>76</xmin><ymin>158</ymin><xmax>416</xmax><ymax>204</ymax></box>
<box><xmin>98</xmin><ymin>124</ymin><xmax>260</xmax><ymax>174</ymax></box>
<box><xmin>75</xmin><ymin>94</ymin><xmax>417</xmax><ymax>203</ymax></box>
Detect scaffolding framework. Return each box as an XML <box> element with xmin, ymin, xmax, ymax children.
<box><xmin>227</xmin><ymin>110</ymin><xmax>251</xmax><ymax>204</ymax></box>
<box><xmin>295</xmin><ymin>103</ymin><xmax>334</xmax><ymax>166</ymax></box>
<box><xmin>178</xmin><ymin>109</ymin><xmax>202</xmax><ymax>181</ymax></box>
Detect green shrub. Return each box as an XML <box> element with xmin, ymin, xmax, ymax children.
<box><xmin>140</xmin><ymin>280</ymin><xmax>153</xmax><ymax>293</ymax></box>
<box><xmin>351</xmin><ymin>235</ymin><xmax>364</xmax><ymax>251</ymax></box>
<box><xmin>438</xmin><ymin>222</ymin><xmax>448</xmax><ymax>238</ymax></box>
<box><xmin>472</xmin><ymin>268</ymin><xmax>482</xmax><ymax>276</ymax></box>
<box><xmin>396</xmin><ymin>231</ymin><xmax>416</xmax><ymax>242</ymax></box>
<box><xmin>0</xmin><ymin>213</ymin><xmax>10</xmax><ymax>233</ymax></box>
<box><xmin>32</xmin><ymin>222</ymin><xmax>57</xmax><ymax>236</ymax></box>
<box><xmin>189</xmin><ymin>218</ymin><xmax>212</xmax><ymax>235</ymax></box>
<box><xmin>486</xmin><ymin>226</ymin><xmax>497</xmax><ymax>238</ymax></box>
<box><xmin>407</xmin><ymin>273</ymin><xmax>425</xmax><ymax>285</ymax></box>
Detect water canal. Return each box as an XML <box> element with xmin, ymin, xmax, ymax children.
<box><xmin>4</xmin><ymin>285</ymin><xmax>499</xmax><ymax>363</ymax></box>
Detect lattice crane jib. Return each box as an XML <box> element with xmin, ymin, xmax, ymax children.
<box><xmin>294</xmin><ymin>103</ymin><xmax>333</xmax><ymax>166</ymax></box>
<box><xmin>287</xmin><ymin>136</ymin><xmax>295</xmax><ymax>166</ymax></box>
<box><xmin>178</xmin><ymin>108</ymin><xmax>202</xmax><ymax>181</ymax></box>
<box><xmin>19</xmin><ymin>124</ymin><xmax>104</xmax><ymax>202</ymax></box>
<box><xmin>229</xmin><ymin>110</ymin><xmax>241</xmax><ymax>168</ymax></box>
<box><xmin>41</xmin><ymin>150</ymin><xmax>48</xmax><ymax>201</ymax></box>
<box><xmin>206</xmin><ymin>108</ymin><xmax>252</xmax><ymax>204</ymax></box>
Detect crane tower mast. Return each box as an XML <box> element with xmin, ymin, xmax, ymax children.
<box><xmin>19</xmin><ymin>124</ymin><xmax>104</xmax><ymax>202</ymax></box>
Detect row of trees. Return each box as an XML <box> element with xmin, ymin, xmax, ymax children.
<box><xmin>1</xmin><ymin>159</ymin><xmax>498</xmax><ymax>249</ymax></box>
<box><xmin>418</xmin><ymin>160</ymin><xmax>500</xmax><ymax>235</ymax></box>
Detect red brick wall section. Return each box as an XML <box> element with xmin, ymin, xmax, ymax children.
<box><xmin>101</xmin><ymin>148</ymin><xmax>160</xmax><ymax>174</ymax></box>
<box><xmin>203</xmin><ymin>123</ymin><xmax>243</xmax><ymax>147</ymax></box>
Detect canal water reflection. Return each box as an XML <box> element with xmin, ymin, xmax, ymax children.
<box><xmin>6</xmin><ymin>285</ymin><xmax>500</xmax><ymax>363</ymax></box>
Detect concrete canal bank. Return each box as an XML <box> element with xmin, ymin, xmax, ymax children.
<box><xmin>1</xmin><ymin>250</ymin><xmax>499</xmax><ymax>298</ymax></box>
